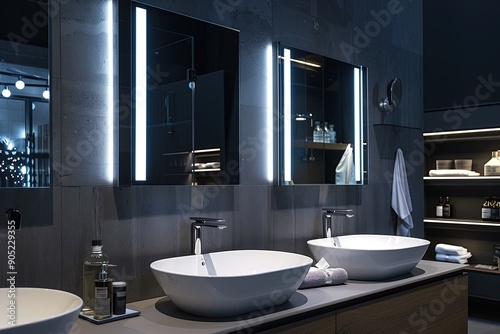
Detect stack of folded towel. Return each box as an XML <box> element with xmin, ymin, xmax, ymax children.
<box><xmin>435</xmin><ymin>243</ymin><xmax>472</xmax><ymax>264</ymax></box>
<box><xmin>299</xmin><ymin>258</ymin><xmax>348</xmax><ymax>289</ymax></box>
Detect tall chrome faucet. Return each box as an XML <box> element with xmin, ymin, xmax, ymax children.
<box><xmin>190</xmin><ymin>217</ymin><xmax>227</xmax><ymax>255</ymax></box>
<box><xmin>322</xmin><ymin>208</ymin><xmax>354</xmax><ymax>238</ymax></box>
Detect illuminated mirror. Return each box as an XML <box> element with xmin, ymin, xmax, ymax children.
<box><xmin>277</xmin><ymin>44</ymin><xmax>367</xmax><ymax>185</ymax></box>
<box><xmin>119</xmin><ymin>0</ymin><xmax>239</xmax><ymax>185</ymax></box>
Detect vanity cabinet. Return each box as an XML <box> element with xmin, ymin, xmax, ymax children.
<box><xmin>259</xmin><ymin>274</ymin><xmax>468</xmax><ymax>334</ymax></box>
<box><xmin>74</xmin><ymin>261</ymin><xmax>466</xmax><ymax>334</ymax></box>
<box><xmin>260</xmin><ymin>312</ymin><xmax>336</xmax><ymax>334</ymax></box>
<box><xmin>336</xmin><ymin>275</ymin><xmax>467</xmax><ymax>334</ymax></box>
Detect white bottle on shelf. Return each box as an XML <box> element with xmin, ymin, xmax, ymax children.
<box><xmin>484</xmin><ymin>151</ymin><xmax>500</xmax><ymax>176</ymax></box>
<box><xmin>323</xmin><ymin>122</ymin><xmax>330</xmax><ymax>143</ymax></box>
<box><xmin>329</xmin><ymin>124</ymin><xmax>337</xmax><ymax>143</ymax></box>
<box><xmin>313</xmin><ymin>121</ymin><xmax>323</xmax><ymax>143</ymax></box>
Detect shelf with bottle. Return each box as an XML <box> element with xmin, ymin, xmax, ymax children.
<box><xmin>192</xmin><ymin>148</ymin><xmax>221</xmax><ymax>173</ymax></box>
<box><xmin>426</xmin><ymin>195</ymin><xmax>500</xmax><ymax>227</ymax></box>
<box><xmin>424</xmin><ymin>128</ymin><xmax>500</xmax><ymax>182</ymax></box>
<box><xmin>423</xmin><ymin>127</ymin><xmax>500</xmax><ymax>143</ymax></box>
<box><xmin>302</xmin><ymin>120</ymin><xmax>346</xmax><ymax>150</ymax></box>
<box><xmin>293</xmin><ymin>140</ymin><xmax>349</xmax><ymax>151</ymax></box>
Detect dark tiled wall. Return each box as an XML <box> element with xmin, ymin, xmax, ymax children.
<box><xmin>0</xmin><ymin>0</ymin><xmax>423</xmax><ymax>303</ymax></box>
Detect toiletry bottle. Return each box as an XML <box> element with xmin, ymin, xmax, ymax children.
<box><xmin>112</xmin><ymin>281</ymin><xmax>127</xmax><ymax>315</ymax></box>
<box><xmin>323</xmin><ymin>122</ymin><xmax>330</xmax><ymax>143</ymax></box>
<box><xmin>436</xmin><ymin>196</ymin><xmax>443</xmax><ymax>218</ymax></box>
<box><xmin>497</xmin><ymin>201</ymin><xmax>500</xmax><ymax>222</ymax></box>
<box><xmin>482</xmin><ymin>197</ymin><xmax>492</xmax><ymax>221</ymax></box>
<box><xmin>443</xmin><ymin>196</ymin><xmax>451</xmax><ymax>218</ymax></box>
<box><xmin>313</xmin><ymin>121</ymin><xmax>323</xmax><ymax>142</ymax></box>
<box><xmin>484</xmin><ymin>151</ymin><xmax>500</xmax><ymax>176</ymax></box>
<box><xmin>82</xmin><ymin>240</ymin><xmax>109</xmax><ymax>315</ymax></box>
<box><xmin>492</xmin><ymin>197</ymin><xmax>499</xmax><ymax>221</ymax></box>
<box><xmin>94</xmin><ymin>263</ymin><xmax>113</xmax><ymax>320</ymax></box>
<box><xmin>329</xmin><ymin>124</ymin><xmax>337</xmax><ymax>143</ymax></box>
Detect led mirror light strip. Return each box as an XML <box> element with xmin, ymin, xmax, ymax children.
<box><xmin>277</xmin><ymin>55</ymin><xmax>321</xmax><ymax>68</ymax></box>
<box><xmin>135</xmin><ymin>7</ymin><xmax>147</xmax><ymax>181</ymax></box>
<box><xmin>106</xmin><ymin>0</ymin><xmax>114</xmax><ymax>182</ymax></box>
<box><xmin>283</xmin><ymin>48</ymin><xmax>292</xmax><ymax>182</ymax></box>
<box><xmin>266</xmin><ymin>44</ymin><xmax>273</xmax><ymax>182</ymax></box>
<box><xmin>353</xmin><ymin>67</ymin><xmax>362</xmax><ymax>183</ymax></box>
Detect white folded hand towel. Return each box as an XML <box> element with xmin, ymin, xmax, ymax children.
<box><xmin>435</xmin><ymin>243</ymin><xmax>468</xmax><ymax>256</ymax></box>
<box><xmin>436</xmin><ymin>252</ymin><xmax>472</xmax><ymax>264</ymax></box>
<box><xmin>429</xmin><ymin>169</ymin><xmax>479</xmax><ymax>177</ymax></box>
<box><xmin>299</xmin><ymin>267</ymin><xmax>349</xmax><ymax>289</ymax></box>
<box><xmin>299</xmin><ymin>267</ymin><xmax>327</xmax><ymax>289</ymax></box>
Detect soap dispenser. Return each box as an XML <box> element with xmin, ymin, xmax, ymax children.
<box><xmin>82</xmin><ymin>240</ymin><xmax>109</xmax><ymax>315</ymax></box>
<box><xmin>93</xmin><ymin>263</ymin><xmax>113</xmax><ymax>320</ymax></box>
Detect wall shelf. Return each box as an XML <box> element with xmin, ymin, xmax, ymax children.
<box><xmin>293</xmin><ymin>140</ymin><xmax>349</xmax><ymax>151</ymax></box>
<box><xmin>424</xmin><ymin>218</ymin><xmax>500</xmax><ymax>228</ymax></box>
<box><xmin>424</xmin><ymin>176</ymin><xmax>500</xmax><ymax>180</ymax></box>
<box><xmin>424</xmin><ymin>127</ymin><xmax>500</xmax><ymax>142</ymax></box>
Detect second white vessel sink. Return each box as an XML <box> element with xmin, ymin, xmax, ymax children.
<box><xmin>150</xmin><ymin>249</ymin><xmax>312</xmax><ymax>317</ymax></box>
<box><xmin>307</xmin><ymin>234</ymin><xmax>430</xmax><ymax>280</ymax></box>
<box><xmin>0</xmin><ymin>287</ymin><xmax>82</xmax><ymax>333</ymax></box>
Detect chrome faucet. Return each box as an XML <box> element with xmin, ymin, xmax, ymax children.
<box><xmin>322</xmin><ymin>208</ymin><xmax>354</xmax><ymax>238</ymax></box>
<box><xmin>190</xmin><ymin>217</ymin><xmax>227</xmax><ymax>255</ymax></box>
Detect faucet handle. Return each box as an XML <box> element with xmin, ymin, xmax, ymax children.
<box><xmin>321</xmin><ymin>208</ymin><xmax>354</xmax><ymax>217</ymax></box>
<box><xmin>189</xmin><ymin>217</ymin><xmax>225</xmax><ymax>223</ymax></box>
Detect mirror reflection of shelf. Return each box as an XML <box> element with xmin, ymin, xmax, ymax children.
<box><xmin>293</xmin><ymin>140</ymin><xmax>349</xmax><ymax>151</ymax></box>
<box><xmin>192</xmin><ymin>148</ymin><xmax>221</xmax><ymax>173</ymax></box>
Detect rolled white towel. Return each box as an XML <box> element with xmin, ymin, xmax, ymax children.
<box><xmin>299</xmin><ymin>267</ymin><xmax>327</xmax><ymax>289</ymax></box>
<box><xmin>435</xmin><ymin>243</ymin><xmax>468</xmax><ymax>256</ymax></box>
<box><xmin>325</xmin><ymin>268</ymin><xmax>348</xmax><ymax>285</ymax></box>
<box><xmin>435</xmin><ymin>252</ymin><xmax>472</xmax><ymax>264</ymax></box>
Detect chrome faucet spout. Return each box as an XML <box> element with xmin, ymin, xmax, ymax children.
<box><xmin>190</xmin><ymin>217</ymin><xmax>227</xmax><ymax>255</ymax></box>
<box><xmin>321</xmin><ymin>208</ymin><xmax>354</xmax><ymax>238</ymax></box>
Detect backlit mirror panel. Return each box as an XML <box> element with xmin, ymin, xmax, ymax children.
<box><xmin>277</xmin><ymin>44</ymin><xmax>367</xmax><ymax>185</ymax></box>
<box><xmin>119</xmin><ymin>0</ymin><xmax>239</xmax><ymax>185</ymax></box>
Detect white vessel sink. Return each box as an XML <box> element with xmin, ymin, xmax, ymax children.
<box><xmin>0</xmin><ymin>287</ymin><xmax>82</xmax><ymax>333</ymax></box>
<box><xmin>150</xmin><ymin>249</ymin><xmax>312</xmax><ymax>317</ymax></box>
<box><xmin>307</xmin><ymin>234</ymin><xmax>430</xmax><ymax>280</ymax></box>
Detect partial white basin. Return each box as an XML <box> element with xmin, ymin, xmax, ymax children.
<box><xmin>0</xmin><ymin>287</ymin><xmax>82</xmax><ymax>333</ymax></box>
<box><xmin>150</xmin><ymin>249</ymin><xmax>312</xmax><ymax>317</ymax></box>
<box><xmin>307</xmin><ymin>234</ymin><xmax>430</xmax><ymax>280</ymax></box>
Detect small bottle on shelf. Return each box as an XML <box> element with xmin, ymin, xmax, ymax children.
<box><xmin>482</xmin><ymin>197</ymin><xmax>492</xmax><ymax>221</ymax></box>
<box><xmin>329</xmin><ymin>124</ymin><xmax>337</xmax><ymax>143</ymax></box>
<box><xmin>491</xmin><ymin>197</ymin><xmax>499</xmax><ymax>221</ymax></box>
<box><xmin>313</xmin><ymin>121</ymin><xmax>323</xmax><ymax>143</ymax></box>
<box><xmin>484</xmin><ymin>151</ymin><xmax>500</xmax><ymax>176</ymax></box>
<box><xmin>436</xmin><ymin>196</ymin><xmax>443</xmax><ymax>218</ymax></box>
<box><xmin>323</xmin><ymin>122</ymin><xmax>330</xmax><ymax>143</ymax></box>
<box><xmin>443</xmin><ymin>196</ymin><xmax>451</xmax><ymax>218</ymax></box>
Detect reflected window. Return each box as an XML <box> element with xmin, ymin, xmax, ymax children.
<box><xmin>0</xmin><ymin>0</ymin><xmax>50</xmax><ymax>187</ymax></box>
